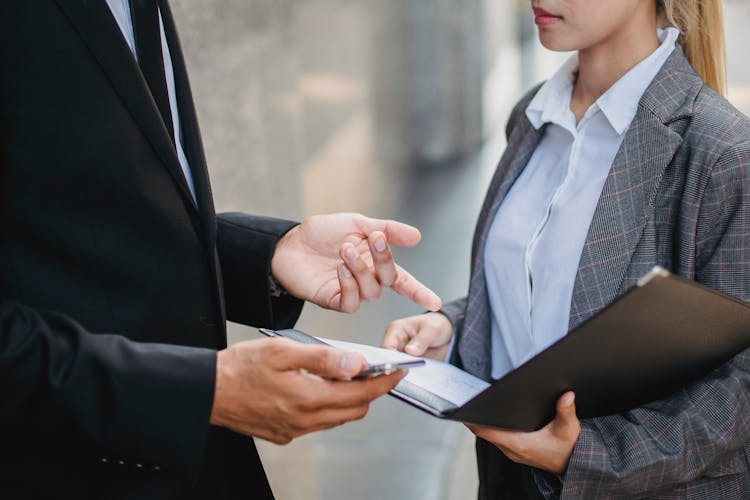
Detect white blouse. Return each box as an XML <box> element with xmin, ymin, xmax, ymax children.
<box><xmin>483</xmin><ymin>28</ymin><xmax>679</xmax><ymax>379</ymax></box>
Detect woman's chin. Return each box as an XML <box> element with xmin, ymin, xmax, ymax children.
<box><xmin>537</xmin><ymin>33</ymin><xmax>579</xmax><ymax>53</ymax></box>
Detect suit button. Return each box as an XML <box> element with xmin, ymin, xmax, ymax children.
<box><xmin>100</xmin><ymin>457</ymin><xmax>109</xmax><ymax>464</ymax></box>
<box><xmin>117</xmin><ymin>460</ymin><xmax>126</xmax><ymax>466</ymax></box>
<box><xmin>135</xmin><ymin>463</ymin><xmax>144</xmax><ymax>469</ymax></box>
<box><xmin>153</xmin><ymin>465</ymin><xmax>161</xmax><ymax>471</ymax></box>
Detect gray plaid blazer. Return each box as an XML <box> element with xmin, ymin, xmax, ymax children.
<box><xmin>441</xmin><ymin>47</ymin><xmax>750</xmax><ymax>499</ymax></box>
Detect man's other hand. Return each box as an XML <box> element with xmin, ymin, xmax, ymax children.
<box><xmin>209</xmin><ymin>338</ymin><xmax>406</xmax><ymax>444</ymax></box>
<box><xmin>270</xmin><ymin>213</ymin><xmax>442</xmax><ymax>313</ymax></box>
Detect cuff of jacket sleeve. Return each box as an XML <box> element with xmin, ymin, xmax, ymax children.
<box><xmin>439</xmin><ymin>300</ymin><xmax>466</xmax><ymax>331</ymax></box>
<box><xmin>438</xmin><ymin>299</ymin><xmax>467</xmax><ymax>368</ymax></box>
<box><xmin>96</xmin><ymin>339</ymin><xmax>217</xmax><ymax>481</ymax></box>
<box><xmin>217</xmin><ymin>213</ymin><xmax>304</xmax><ymax>329</ymax></box>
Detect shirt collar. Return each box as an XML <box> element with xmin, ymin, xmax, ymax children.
<box><xmin>526</xmin><ymin>27</ymin><xmax>680</xmax><ymax>134</ymax></box>
<box><xmin>526</xmin><ymin>55</ymin><xmax>578</xmax><ymax>130</ymax></box>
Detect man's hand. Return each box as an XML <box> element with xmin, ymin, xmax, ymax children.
<box><xmin>382</xmin><ymin>312</ymin><xmax>453</xmax><ymax>360</ymax></box>
<box><xmin>209</xmin><ymin>338</ymin><xmax>406</xmax><ymax>444</ymax></box>
<box><xmin>271</xmin><ymin>213</ymin><xmax>442</xmax><ymax>313</ymax></box>
<box><xmin>468</xmin><ymin>392</ymin><xmax>580</xmax><ymax>475</ymax></box>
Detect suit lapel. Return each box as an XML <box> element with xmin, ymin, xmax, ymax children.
<box><xmin>53</xmin><ymin>0</ymin><xmax>200</xmax><ymax>216</ymax></box>
<box><xmin>159</xmin><ymin>0</ymin><xmax>217</xmax><ymax>243</ymax></box>
<box><xmin>568</xmin><ymin>47</ymin><xmax>700</xmax><ymax>329</ymax></box>
<box><xmin>159</xmin><ymin>1</ymin><xmax>226</xmax><ymax>339</ymax></box>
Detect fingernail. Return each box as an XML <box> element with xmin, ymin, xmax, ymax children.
<box><xmin>344</xmin><ymin>246</ymin><xmax>358</xmax><ymax>262</ymax></box>
<box><xmin>373</xmin><ymin>237</ymin><xmax>387</xmax><ymax>253</ymax></box>
<box><xmin>340</xmin><ymin>264</ymin><xmax>353</xmax><ymax>279</ymax></box>
<box><xmin>431</xmin><ymin>293</ymin><xmax>442</xmax><ymax>309</ymax></box>
<box><xmin>340</xmin><ymin>353</ymin><xmax>362</xmax><ymax>375</ymax></box>
<box><xmin>563</xmin><ymin>392</ymin><xmax>575</xmax><ymax>407</ymax></box>
<box><xmin>406</xmin><ymin>342</ymin><xmax>420</xmax><ymax>353</ymax></box>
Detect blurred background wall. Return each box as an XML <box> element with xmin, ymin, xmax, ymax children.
<box><xmin>170</xmin><ymin>1</ymin><xmax>750</xmax><ymax>498</ymax></box>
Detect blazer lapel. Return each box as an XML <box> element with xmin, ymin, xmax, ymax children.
<box><xmin>568</xmin><ymin>47</ymin><xmax>700</xmax><ymax>329</ymax></box>
<box><xmin>53</xmin><ymin>0</ymin><xmax>200</xmax><ymax>216</ymax></box>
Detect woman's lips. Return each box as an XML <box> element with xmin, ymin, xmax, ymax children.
<box><xmin>533</xmin><ymin>7</ymin><xmax>562</xmax><ymax>26</ymax></box>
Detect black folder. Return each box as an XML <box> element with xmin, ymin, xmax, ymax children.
<box><xmin>262</xmin><ymin>267</ymin><xmax>750</xmax><ymax>431</ymax></box>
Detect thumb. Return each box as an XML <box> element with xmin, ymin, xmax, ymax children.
<box><xmin>357</xmin><ymin>217</ymin><xmax>422</xmax><ymax>248</ymax></box>
<box><xmin>553</xmin><ymin>392</ymin><xmax>578</xmax><ymax>429</ymax></box>
<box><xmin>270</xmin><ymin>340</ymin><xmax>367</xmax><ymax>379</ymax></box>
<box><xmin>404</xmin><ymin>326</ymin><xmax>442</xmax><ymax>356</ymax></box>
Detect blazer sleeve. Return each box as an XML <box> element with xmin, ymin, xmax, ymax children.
<box><xmin>216</xmin><ymin>212</ymin><xmax>304</xmax><ymax>329</ymax></box>
<box><xmin>439</xmin><ymin>297</ymin><xmax>468</xmax><ymax>366</ymax></box>
<box><xmin>554</xmin><ymin>140</ymin><xmax>750</xmax><ymax>498</ymax></box>
<box><xmin>0</xmin><ymin>300</ymin><xmax>217</xmax><ymax>480</ymax></box>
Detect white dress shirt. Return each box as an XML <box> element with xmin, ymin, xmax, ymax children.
<box><xmin>106</xmin><ymin>0</ymin><xmax>198</xmax><ymax>203</ymax></box>
<box><xmin>483</xmin><ymin>28</ymin><xmax>679</xmax><ymax>379</ymax></box>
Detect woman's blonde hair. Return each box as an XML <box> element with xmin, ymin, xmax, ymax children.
<box><xmin>657</xmin><ymin>0</ymin><xmax>727</xmax><ymax>95</ymax></box>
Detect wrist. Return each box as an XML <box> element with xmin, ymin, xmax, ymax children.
<box><xmin>428</xmin><ymin>311</ymin><xmax>453</xmax><ymax>331</ymax></box>
<box><xmin>209</xmin><ymin>349</ymin><xmax>231</xmax><ymax>428</ymax></box>
<box><xmin>270</xmin><ymin>224</ymin><xmax>299</xmax><ymax>285</ymax></box>
<box><xmin>427</xmin><ymin>311</ymin><xmax>455</xmax><ymax>348</ymax></box>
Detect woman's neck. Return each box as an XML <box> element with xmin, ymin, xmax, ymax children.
<box><xmin>571</xmin><ymin>13</ymin><xmax>660</xmax><ymax>123</ymax></box>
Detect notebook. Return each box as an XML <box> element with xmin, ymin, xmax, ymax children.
<box><xmin>260</xmin><ymin>267</ymin><xmax>750</xmax><ymax>430</ymax></box>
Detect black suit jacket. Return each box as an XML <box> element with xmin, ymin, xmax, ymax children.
<box><xmin>0</xmin><ymin>1</ymin><xmax>303</xmax><ymax>498</ymax></box>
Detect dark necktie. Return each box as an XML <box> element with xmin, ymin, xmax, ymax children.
<box><xmin>129</xmin><ymin>0</ymin><xmax>175</xmax><ymax>144</ymax></box>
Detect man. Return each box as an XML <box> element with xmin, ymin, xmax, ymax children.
<box><xmin>0</xmin><ymin>0</ymin><xmax>441</xmax><ymax>498</ymax></box>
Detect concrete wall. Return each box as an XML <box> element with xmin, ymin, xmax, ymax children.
<box><xmin>168</xmin><ymin>2</ymin><xmax>520</xmax><ymax>499</ymax></box>
<box><xmin>170</xmin><ymin>0</ymin><xmax>514</xmax><ymax>220</ymax></box>
<box><xmin>369</xmin><ymin>0</ymin><xmax>485</xmax><ymax>167</ymax></box>
<box><xmin>165</xmin><ymin>2</ymin><xmax>750</xmax><ymax>499</ymax></box>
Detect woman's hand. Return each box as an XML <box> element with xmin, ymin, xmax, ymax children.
<box><xmin>382</xmin><ymin>312</ymin><xmax>453</xmax><ymax>360</ymax></box>
<box><xmin>467</xmin><ymin>392</ymin><xmax>580</xmax><ymax>475</ymax></box>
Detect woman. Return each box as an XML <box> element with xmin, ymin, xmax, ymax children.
<box><xmin>381</xmin><ymin>0</ymin><xmax>750</xmax><ymax>498</ymax></box>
